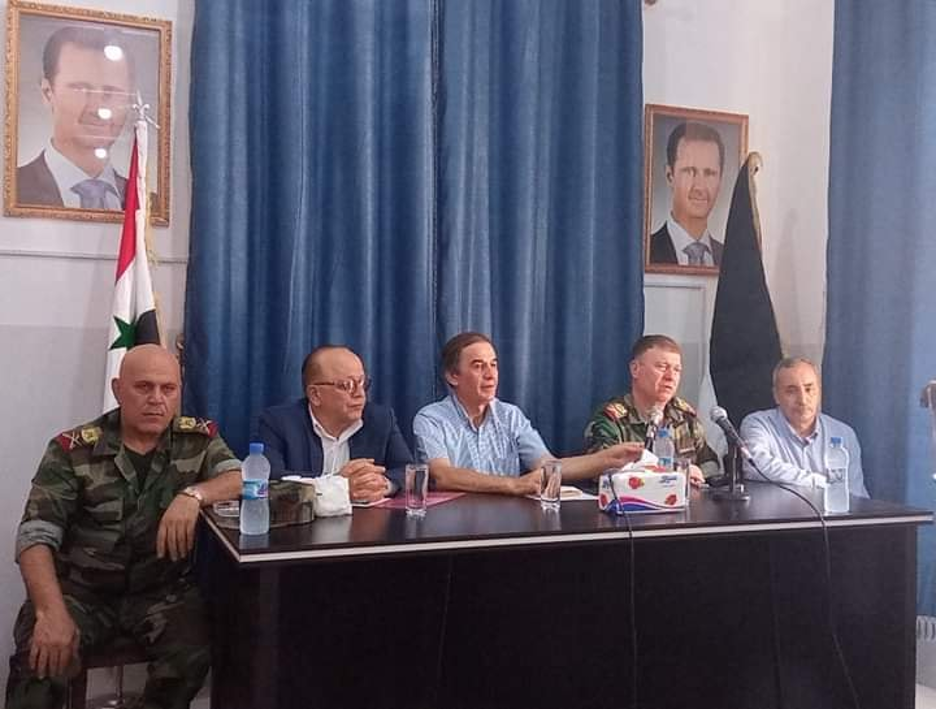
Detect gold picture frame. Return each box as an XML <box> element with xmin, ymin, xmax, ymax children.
<box><xmin>4</xmin><ymin>0</ymin><xmax>172</xmax><ymax>225</ymax></box>
<box><xmin>644</xmin><ymin>104</ymin><xmax>748</xmax><ymax>276</ymax></box>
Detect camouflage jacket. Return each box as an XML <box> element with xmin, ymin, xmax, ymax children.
<box><xmin>584</xmin><ymin>393</ymin><xmax>720</xmax><ymax>478</ymax></box>
<box><xmin>16</xmin><ymin>410</ymin><xmax>240</xmax><ymax>595</ymax></box>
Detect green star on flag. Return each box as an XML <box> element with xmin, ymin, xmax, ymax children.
<box><xmin>109</xmin><ymin>317</ymin><xmax>136</xmax><ymax>351</ymax></box>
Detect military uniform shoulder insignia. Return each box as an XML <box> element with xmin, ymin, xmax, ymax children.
<box><xmin>603</xmin><ymin>402</ymin><xmax>629</xmax><ymax>421</ymax></box>
<box><xmin>671</xmin><ymin>397</ymin><xmax>697</xmax><ymax>416</ymax></box>
<box><xmin>175</xmin><ymin>416</ymin><xmax>218</xmax><ymax>437</ymax></box>
<box><xmin>176</xmin><ymin>416</ymin><xmax>197</xmax><ymax>431</ymax></box>
<box><xmin>56</xmin><ymin>425</ymin><xmax>101</xmax><ymax>451</ymax></box>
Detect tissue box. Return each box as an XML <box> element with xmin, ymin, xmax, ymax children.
<box><xmin>598</xmin><ymin>468</ymin><xmax>686</xmax><ymax>514</ymax></box>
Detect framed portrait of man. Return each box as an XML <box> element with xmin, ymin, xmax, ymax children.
<box><xmin>4</xmin><ymin>0</ymin><xmax>172</xmax><ymax>225</ymax></box>
<box><xmin>644</xmin><ymin>104</ymin><xmax>748</xmax><ymax>276</ymax></box>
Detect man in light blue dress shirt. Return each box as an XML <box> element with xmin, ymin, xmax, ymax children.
<box><xmin>413</xmin><ymin>332</ymin><xmax>643</xmax><ymax>496</ymax></box>
<box><xmin>740</xmin><ymin>357</ymin><xmax>869</xmax><ymax>497</ymax></box>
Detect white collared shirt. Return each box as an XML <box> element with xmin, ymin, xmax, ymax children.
<box><xmin>43</xmin><ymin>142</ymin><xmax>123</xmax><ymax>210</ymax></box>
<box><xmin>666</xmin><ymin>214</ymin><xmax>718</xmax><ymax>267</ymax></box>
<box><xmin>308</xmin><ymin>404</ymin><xmax>363</xmax><ymax>475</ymax></box>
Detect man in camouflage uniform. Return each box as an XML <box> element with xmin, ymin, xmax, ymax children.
<box><xmin>584</xmin><ymin>334</ymin><xmax>719</xmax><ymax>484</ymax></box>
<box><xmin>6</xmin><ymin>345</ymin><xmax>242</xmax><ymax>708</ymax></box>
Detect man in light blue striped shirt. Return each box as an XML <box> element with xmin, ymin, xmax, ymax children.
<box><xmin>740</xmin><ymin>357</ymin><xmax>869</xmax><ymax>497</ymax></box>
<box><xmin>413</xmin><ymin>332</ymin><xmax>643</xmax><ymax>496</ymax></box>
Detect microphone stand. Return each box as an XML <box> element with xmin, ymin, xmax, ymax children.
<box><xmin>713</xmin><ymin>441</ymin><xmax>750</xmax><ymax>502</ymax></box>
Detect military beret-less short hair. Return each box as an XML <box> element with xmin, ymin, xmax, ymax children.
<box><xmin>631</xmin><ymin>334</ymin><xmax>682</xmax><ymax>361</ymax></box>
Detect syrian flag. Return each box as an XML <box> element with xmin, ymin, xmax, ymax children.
<box><xmin>103</xmin><ymin>119</ymin><xmax>161</xmax><ymax>412</ymax></box>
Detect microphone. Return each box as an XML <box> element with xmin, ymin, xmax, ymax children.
<box><xmin>920</xmin><ymin>381</ymin><xmax>936</xmax><ymax>409</ymax></box>
<box><xmin>709</xmin><ymin>406</ymin><xmax>754</xmax><ymax>462</ymax></box>
<box><xmin>644</xmin><ymin>406</ymin><xmax>663</xmax><ymax>449</ymax></box>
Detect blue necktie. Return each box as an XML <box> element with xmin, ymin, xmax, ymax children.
<box><xmin>71</xmin><ymin>179</ymin><xmax>117</xmax><ymax>209</ymax></box>
<box><xmin>683</xmin><ymin>241</ymin><xmax>709</xmax><ymax>266</ymax></box>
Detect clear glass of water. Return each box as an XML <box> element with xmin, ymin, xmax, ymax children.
<box><xmin>540</xmin><ymin>460</ymin><xmax>562</xmax><ymax>511</ymax></box>
<box><xmin>676</xmin><ymin>457</ymin><xmax>692</xmax><ymax>506</ymax></box>
<box><xmin>405</xmin><ymin>463</ymin><xmax>429</xmax><ymax>517</ymax></box>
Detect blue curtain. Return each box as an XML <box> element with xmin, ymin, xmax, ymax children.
<box><xmin>185</xmin><ymin>0</ymin><xmax>437</xmax><ymax>451</ymax></box>
<box><xmin>825</xmin><ymin>1</ymin><xmax>936</xmax><ymax>614</ymax></box>
<box><xmin>436</xmin><ymin>0</ymin><xmax>644</xmax><ymax>453</ymax></box>
<box><xmin>185</xmin><ymin>0</ymin><xmax>643</xmax><ymax>458</ymax></box>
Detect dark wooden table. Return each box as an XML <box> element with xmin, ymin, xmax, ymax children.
<box><xmin>202</xmin><ymin>483</ymin><xmax>932</xmax><ymax>708</ymax></box>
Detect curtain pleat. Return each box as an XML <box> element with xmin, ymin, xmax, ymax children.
<box><xmin>185</xmin><ymin>0</ymin><xmax>643</xmax><ymax>459</ymax></box>
<box><xmin>826</xmin><ymin>0</ymin><xmax>936</xmax><ymax>614</ymax></box>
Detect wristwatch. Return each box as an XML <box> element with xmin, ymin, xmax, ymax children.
<box><xmin>180</xmin><ymin>486</ymin><xmax>206</xmax><ymax>506</ymax></box>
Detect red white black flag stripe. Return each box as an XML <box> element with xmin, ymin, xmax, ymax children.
<box><xmin>103</xmin><ymin>119</ymin><xmax>161</xmax><ymax>412</ymax></box>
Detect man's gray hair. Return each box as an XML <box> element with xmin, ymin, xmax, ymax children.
<box><xmin>772</xmin><ymin>357</ymin><xmax>819</xmax><ymax>388</ymax></box>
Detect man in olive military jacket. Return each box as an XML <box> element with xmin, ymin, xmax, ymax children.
<box><xmin>584</xmin><ymin>334</ymin><xmax>719</xmax><ymax>485</ymax></box>
<box><xmin>5</xmin><ymin>345</ymin><xmax>242</xmax><ymax>708</ymax></box>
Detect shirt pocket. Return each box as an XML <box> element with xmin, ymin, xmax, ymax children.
<box><xmin>490</xmin><ymin>435</ymin><xmax>519</xmax><ymax>475</ymax></box>
<box><xmin>83</xmin><ymin>498</ymin><xmax>125</xmax><ymax>526</ymax></box>
<box><xmin>80</xmin><ymin>477</ymin><xmax>127</xmax><ymax>526</ymax></box>
<box><xmin>155</xmin><ymin>468</ymin><xmax>200</xmax><ymax>511</ymax></box>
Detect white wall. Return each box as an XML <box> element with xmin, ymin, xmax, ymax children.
<box><xmin>0</xmin><ymin>0</ymin><xmax>193</xmax><ymax>696</ymax></box>
<box><xmin>643</xmin><ymin>0</ymin><xmax>834</xmax><ymax>403</ymax></box>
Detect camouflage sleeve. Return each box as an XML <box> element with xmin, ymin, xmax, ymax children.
<box><xmin>200</xmin><ymin>435</ymin><xmax>241</xmax><ymax>481</ymax></box>
<box><xmin>689</xmin><ymin>416</ymin><xmax>720</xmax><ymax>478</ymax></box>
<box><xmin>584</xmin><ymin>410</ymin><xmax>636</xmax><ymax>454</ymax></box>
<box><xmin>16</xmin><ymin>439</ymin><xmax>79</xmax><ymax>561</ymax></box>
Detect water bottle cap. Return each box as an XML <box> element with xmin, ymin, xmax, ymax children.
<box><xmin>830</xmin><ymin>436</ymin><xmax>843</xmax><ymax>446</ymax></box>
<box><xmin>249</xmin><ymin>442</ymin><xmax>264</xmax><ymax>455</ymax></box>
<box><xmin>657</xmin><ymin>428</ymin><xmax>670</xmax><ymax>437</ymax></box>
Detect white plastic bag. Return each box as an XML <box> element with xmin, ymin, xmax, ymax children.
<box><xmin>281</xmin><ymin>474</ymin><xmax>353</xmax><ymax>517</ymax></box>
<box><xmin>311</xmin><ymin>475</ymin><xmax>352</xmax><ymax>517</ymax></box>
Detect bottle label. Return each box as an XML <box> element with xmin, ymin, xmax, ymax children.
<box><xmin>242</xmin><ymin>479</ymin><xmax>269</xmax><ymax>500</ymax></box>
<box><xmin>658</xmin><ymin>456</ymin><xmax>674</xmax><ymax>471</ymax></box>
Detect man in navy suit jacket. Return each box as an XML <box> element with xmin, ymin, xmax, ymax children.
<box><xmin>258</xmin><ymin>346</ymin><xmax>413</xmax><ymax>501</ymax></box>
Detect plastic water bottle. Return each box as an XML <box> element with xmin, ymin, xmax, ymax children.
<box><xmin>240</xmin><ymin>442</ymin><xmax>270</xmax><ymax>535</ymax></box>
<box><xmin>824</xmin><ymin>436</ymin><xmax>850</xmax><ymax>514</ymax></box>
<box><xmin>653</xmin><ymin>427</ymin><xmax>675</xmax><ymax>471</ymax></box>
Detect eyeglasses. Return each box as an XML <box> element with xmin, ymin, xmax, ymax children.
<box><xmin>312</xmin><ymin>377</ymin><xmax>371</xmax><ymax>395</ymax></box>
